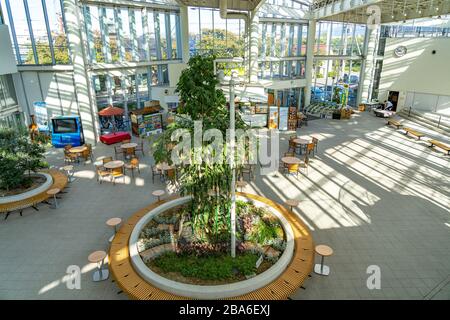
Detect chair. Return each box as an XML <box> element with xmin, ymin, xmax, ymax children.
<box><xmin>125</xmin><ymin>147</ymin><xmax>135</xmax><ymax>158</ymax></box>
<box><xmin>312</xmin><ymin>137</ymin><xmax>319</xmax><ymax>154</ymax></box>
<box><xmin>80</xmin><ymin>149</ymin><xmax>91</xmax><ymax>164</ymax></box>
<box><xmin>114</xmin><ymin>146</ymin><xmax>124</xmax><ymax>159</ymax></box>
<box><xmin>298</xmin><ymin>155</ymin><xmax>309</xmax><ymax>176</ymax></box>
<box><xmin>287</xmin><ymin>163</ymin><xmax>300</xmax><ymax>178</ymax></box>
<box><xmin>284</xmin><ymin>152</ymin><xmax>295</xmax><ymax>157</ymax></box>
<box><xmin>135</xmin><ymin>140</ymin><xmax>145</xmax><ymax>157</ymax></box>
<box><xmin>102</xmin><ymin>156</ymin><xmax>113</xmax><ymax>165</ymax></box>
<box><xmin>306</xmin><ymin>143</ymin><xmax>315</xmax><ymax>157</ymax></box>
<box><xmin>86</xmin><ymin>143</ymin><xmax>94</xmax><ymax>162</ymax></box>
<box><xmin>111</xmin><ymin>166</ymin><xmax>125</xmax><ymax>185</ymax></box>
<box><xmin>239</xmin><ymin>164</ymin><xmax>254</xmax><ymax>181</ymax></box>
<box><xmin>125</xmin><ymin>157</ymin><xmax>140</xmax><ymax>177</ymax></box>
<box><xmin>64</xmin><ymin>149</ymin><xmax>78</xmax><ymax>164</ymax></box>
<box><xmin>96</xmin><ymin>165</ymin><xmax>110</xmax><ymax>184</ymax></box>
<box><xmin>151</xmin><ymin>165</ymin><xmax>163</xmax><ymax>183</ymax></box>
<box><xmin>165</xmin><ymin>168</ymin><xmax>177</xmax><ymax>186</ymax></box>
<box><xmin>288</xmin><ymin>139</ymin><xmax>296</xmax><ymax>153</ymax></box>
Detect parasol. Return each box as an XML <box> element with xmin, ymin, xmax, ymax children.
<box><xmin>98</xmin><ymin>106</ymin><xmax>124</xmax><ymax>132</ymax></box>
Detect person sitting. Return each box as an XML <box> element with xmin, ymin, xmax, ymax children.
<box><xmin>384</xmin><ymin>100</ymin><xmax>394</xmax><ymax>111</ymax></box>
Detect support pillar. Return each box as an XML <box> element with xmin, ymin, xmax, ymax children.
<box><xmin>359</xmin><ymin>25</ymin><xmax>379</xmax><ymax>104</ymax></box>
<box><xmin>249</xmin><ymin>13</ymin><xmax>259</xmax><ymax>83</ymax></box>
<box><xmin>62</xmin><ymin>0</ymin><xmax>99</xmax><ymax>144</ymax></box>
<box><xmin>179</xmin><ymin>6</ymin><xmax>190</xmax><ymax>64</ymax></box>
<box><xmin>304</xmin><ymin>19</ymin><xmax>316</xmax><ymax>108</ymax></box>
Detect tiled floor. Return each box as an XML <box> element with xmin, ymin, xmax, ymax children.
<box><xmin>0</xmin><ymin>111</ymin><xmax>449</xmax><ymax>300</ymax></box>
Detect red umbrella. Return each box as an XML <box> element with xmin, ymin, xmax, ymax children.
<box><xmin>98</xmin><ymin>105</ymin><xmax>124</xmax><ymax>117</ymax></box>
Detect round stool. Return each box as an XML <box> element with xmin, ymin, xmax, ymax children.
<box><xmin>236</xmin><ymin>180</ymin><xmax>247</xmax><ymax>192</ymax></box>
<box><xmin>46</xmin><ymin>188</ymin><xmax>61</xmax><ymax>209</ymax></box>
<box><xmin>152</xmin><ymin>190</ymin><xmax>165</xmax><ymax>201</ymax></box>
<box><xmin>63</xmin><ymin>165</ymin><xmax>75</xmax><ymax>182</ymax></box>
<box><xmin>286</xmin><ymin>199</ymin><xmax>300</xmax><ymax>212</ymax></box>
<box><xmin>314</xmin><ymin>244</ymin><xmax>333</xmax><ymax>276</ymax></box>
<box><xmin>106</xmin><ymin>217</ymin><xmax>122</xmax><ymax>243</ymax></box>
<box><xmin>88</xmin><ymin>250</ymin><xmax>109</xmax><ymax>282</ymax></box>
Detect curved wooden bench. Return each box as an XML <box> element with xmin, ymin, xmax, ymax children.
<box><xmin>0</xmin><ymin>169</ymin><xmax>68</xmax><ymax>219</ymax></box>
<box><xmin>109</xmin><ymin>192</ymin><xmax>314</xmax><ymax>300</ymax></box>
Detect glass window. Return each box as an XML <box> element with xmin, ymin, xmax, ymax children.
<box><xmin>52</xmin><ymin>118</ymin><xmax>78</xmax><ymax>133</ymax></box>
<box><xmin>170</xmin><ymin>13</ymin><xmax>178</xmax><ymax>59</ymax></box>
<box><xmin>157</xmin><ymin>11</ymin><xmax>168</xmax><ymax>59</ymax></box>
<box><xmin>147</xmin><ymin>10</ymin><xmax>157</xmax><ymax>60</ymax></box>
<box><xmin>0</xmin><ymin>74</ymin><xmax>17</xmax><ymax>109</ymax></box>
<box><xmin>7</xmin><ymin>1</ymin><xmax>33</xmax><ymax>64</ymax></box>
<box><xmin>27</xmin><ymin>0</ymin><xmax>50</xmax><ymax>64</ymax></box>
<box><xmin>199</xmin><ymin>8</ymin><xmax>213</xmax><ymax>55</ymax></box>
<box><xmin>45</xmin><ymin>0</ymin><xmax>69</xmax><ymax>64</ymax></box>
<box><xmin>188</xmin><ymin>7</ymin><xmax>200</xmax><ymax>56</ymax></box>
<box><xmin>118</xmin><ymin>9</ymin><xmax>131</xmax><ymax>62</ymax></box>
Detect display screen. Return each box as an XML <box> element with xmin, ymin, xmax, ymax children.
<box><xmin>52</xmin><ymin>118</ymin><xmax>78</xmax><ymax>134</ymax></box>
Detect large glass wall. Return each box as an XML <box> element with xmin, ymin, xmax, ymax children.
<box><xmin>83</xmin><ymin>4</ymin><xmax>181</xmax><ymax>64</ymax></box>
<box><xmin>258</xmin><ymin>21</ymin><xmax>308</xmax><ymax>80</ymax></box>
<box><xmin>0</xmin><ymin>0</ymin><xmax>69</xmax><ymax>65</ymax></box>
<box><xmin>0</xmin><ymin>74</ymin><xmax>24</xmax><ymax>130</ymax></box>
<box><xmin>188</xmin><ymin>7</ymin><xmax>245</xmax><ymax>57</ymax></box>
<box><xmin>311</xmin><ymin>21</ymin><xmax>366</xmax><ymax>107</ymax></box>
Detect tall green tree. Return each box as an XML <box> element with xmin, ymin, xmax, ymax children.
<box><xmin>153</xmin><ymin>55</ymin><xmax>246</xmax><ymax>242</ymax></box>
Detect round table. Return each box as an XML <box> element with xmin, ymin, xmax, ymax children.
<box><xmin>281</xmin><ymin>157</ymin><xmax>302</xmax><ymax>165</ymax></box>
<box><xmin>314</xmin><ymin>244</ymin><xmax>334</xmax><ymax>276</ymax></box>
<box><xmin>152</xmin><ymin>190</ymin><xmax>165</xmax><ymax>201</ymax></box>
<box><xmin>88</xmin><ymin>250</ymin><xmax>109</xmax><ymax>282</ymax></box>
<box><xmin>120</xmin><ymin>143</ymin><xmax>137</xmax><ymax>149</ymax></box>
<box><xmin>156</xmin><ymin>162</ymin><xmax>173</xmax><ymax>171</ymax></box>
<box><xmin>292</xmin><ymin>138</ymin><xmax>310</xmax><ymax>155</ymax></box>
<box><xmin>103</xmin><ymin>160</ymin><xmax>124</xmax><ymax>169</ymax></box>
<box><xmin>286</xmin><ymin>199</ymin><xmax>300</xmax><ymax>211</ymax></box>
<box><xmin>46</xmin><ymin>188</ymin><xmax>60</xmax><ymax>209</ymax></box>
<box><xmin>69</xmin><ymin>146</ymin><xmax>87</xmax><ymax>154</ymax></box>
<box><xmin>236</xmin><ymin>180</ymin><xmax>247</xmax><ymax>192</ymax></box>
<box><xmin>62</xmin><ymin>165</ymin><xmax>75</xmax><ymax>182</ymax></box>
<box><xmin>106</xmin><ymin>217</ymin><xmax>122</xmax><ymax>243</ymax></box>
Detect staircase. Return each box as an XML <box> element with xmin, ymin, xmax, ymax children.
<box><xmin>397</xmin><ymin>108</ymin><xmax>450</xmax><ymax>136</ymax></box>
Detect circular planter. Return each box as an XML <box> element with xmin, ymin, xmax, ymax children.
<box><xmin>0</xmin><ymin>173</ymin><xmax>53</xmax><ymax>204</ymax></box>
<box><xmin>129</xmin><ymin>195</ymin><xmax>294</xmax><ymax>300</ymax></box>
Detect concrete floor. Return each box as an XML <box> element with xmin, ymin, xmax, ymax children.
<box><xmin>0</xmin><ymin>111</ymin><xmax>449</xmax><ymax>300</ymax></box>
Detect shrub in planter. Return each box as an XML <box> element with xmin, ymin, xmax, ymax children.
<box><xmin>0</xmin><ymin>128</ymin><xmax>48</xmax><ymax>191</ymax></box>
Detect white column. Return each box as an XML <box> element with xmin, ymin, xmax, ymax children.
<box><xmin>62</xmin><ymin>0</ymin><xmax>99</xmax><ymax>143</ymax></box>
<box><xmin>179</xmin><ymin>6</ymin><xmax>190</xmax><ymax>63</ymax></box>
<box><xmin>304</xmin><ymin>19</ymin><xmax>316</xmax><ymax>107</ymax></box>
<box><xmin>359</xmin><ymin>25</ymin><xmax>379</xmax><ymax>104</ymax></box>
<box><xmin>249</xmin><ymin>13</ymin><xmax>259</xmax><ymax>83</ymax></box>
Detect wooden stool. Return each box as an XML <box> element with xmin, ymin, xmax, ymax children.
<box><xmin>286</xmin><ymin>199</ymin><xmax>299</xmax><ymax>212</ymax></box>
<box><xmin>106</xmin><ymin>217</ymin><xmax>122</xmax><ymax>243</ymax></box>
<box><xmin>46</xmin><ymin>188</ymin><xmax>61</xmax><ymax>209</ymax></box>
<box><xmin>88</xmin><ymin>250</ymin><xmax>109</xmax><ymax>282</ymax></box>
<box><xmin>152</xmin><ymin>190</ymin><xmax>165</xmax><ymax>201</ymax></box>
<box><xmin>236</xmin><ymin>180</ymin><xmax>247</xmax><ymax>192</ymax></box>
<box><xmin>62</xmin><ymin>165</ymin><xmax>75</xmax><ymax>182</ymax></box>
<box><xmin>314</xmin><ymin>244</ymin><xmax>333</xmax><ymax>276</ymax></box>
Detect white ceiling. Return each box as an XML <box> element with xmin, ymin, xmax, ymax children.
<box><xmin>313</xmin><ymin>0</ymin><xmax>450</xmax><ymax>24</ymax></box>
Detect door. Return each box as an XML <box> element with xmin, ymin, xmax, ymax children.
<box><xmin>388</xmin><ymin>91</ymin><xmax>399</xmax><ymax>111</ymax></box>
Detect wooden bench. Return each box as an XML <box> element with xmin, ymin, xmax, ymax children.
<box><xmin>109</xmin><ymin>192</ymin><xmax>314</xmax><ymax>300</ymax></box>
<box><xmin>403</xmin><ymin>127</ymin><xmax>425</xmax><ymax>140</ymax></box>
<box><xmin>0</xmin><ymin>169</ymin><xmax>68</xmax><ymax>220</ymax></box>
<box><xmin>429</xmin><ymin>139</ymin><xmax>450</xmax><ymax>155</ymax></box>
<box><xmin>386</xmin><ymin>119</ymin><xmax>402</xmax><ymax>129</ymax></box>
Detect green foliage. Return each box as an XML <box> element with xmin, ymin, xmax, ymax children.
<box><xmin>0</xmin><ymin>128</ymin><xmax>48</xmax><ymax>191</ymax></box>
<box><xmin>153</xmin><ymin>251</ymin><xmax>258</xmax><ymax>280</ymax></box>
<box><xmin>152</xmin><ymin>55</ymin><xmax>247</xmax><ymax>239</ymax></box>
<box><xmin>198</xmin><ymin>28</ymin><xmax>245</xmax><ymax>58</ymax></box>
<box><xmin>248</xmin><ymin>218</ymin><xmax>279</xmax><ymax>245</ymax></box>
<box><xmin>25</xmin><ymin>34</ymin><xmax>70</xmax><ymax>65</ymax></box>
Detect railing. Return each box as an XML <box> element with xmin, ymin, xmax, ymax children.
<box><xmin>405</xmin><ymin>107</ymin><xmax>450</xmax><ymax>130</ymax></box>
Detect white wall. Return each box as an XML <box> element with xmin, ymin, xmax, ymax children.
<box><xmin>0</xmin><ymin>25</ymin><xmax>18</xmax><ymax>75</ymax></box>
<box><xmin>12</xmin><ymin>70</ymin><xmax>79</xmax><ymax>122</ymax></box>
<box><xmin>378</xmin><ymin>38</ymin><xmax>450</xmax><ymax>111</ymax></box>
